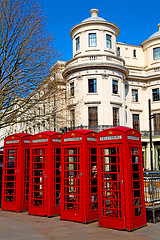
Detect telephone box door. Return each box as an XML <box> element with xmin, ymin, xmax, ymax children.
<box><xmin>62</xmin><ymin>146</ymin><xmax>83</xmax><ymax>221</ymax></box>
<box><xmin>99</xmin><ymin>144</ymin><xmax>126</xmax><ymax>230</ymax></box>
<box><xmin>3</xmin><ymin>148</ymin><xmax>18</xmax><ymax>211</ymax></box>
<box><xmin>127</xmin><ymin>144</ymin><xmax>146</xmax><ymax>230</ymax></box>
<box><xmin>30</xmin><ymin>147</ymin><xmax>47</xmax><ymax>215</ymax></box>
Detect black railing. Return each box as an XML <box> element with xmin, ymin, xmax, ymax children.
<box><xmin>67</xmin><ymin>125</ymin><xmax>118</xmax><ymax>132</ymax></box>
<box><xmin>141</xmin><ymin>131</ymin><xmax>160</xmax><ymax>137</ymax></box>
<box><xmin>144</xmin><ymin>171</ymin><xmax>160</xmax><ymax>223</ymax></box>
<box><xmin>64</xmin><ymin>125</ymin><xmax>160</xmax><ymax>136</ymax></box>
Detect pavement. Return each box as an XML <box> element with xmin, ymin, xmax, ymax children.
<box><xmin>0</xmin><ymin>210</ymin><xmax>160</xmax><ymax>240</ymax></box>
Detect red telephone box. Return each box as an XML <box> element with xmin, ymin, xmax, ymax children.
<box><xmin>97</xmin><ymin>127</ymin><xmax>146</xmax><ymax>231</ymax></box>
<box><xmin>1</xmin><ymin>133</ymin><xmax>32</xmax><ymax>212</ymax></box>
<box><xmin>60</xmin><ymin>129</ymin><xmax>98</xmax><ymax>223</ymax></box>
<box><xmin>29</xmin><ymin>131</ymin><xmax>62</xmax><ymax>217</ymax></box>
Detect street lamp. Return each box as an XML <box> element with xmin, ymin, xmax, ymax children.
<box><xmin>148</xmin><ymin>99</ymin><xmax>155</xmax><ymax>171</ymax></box>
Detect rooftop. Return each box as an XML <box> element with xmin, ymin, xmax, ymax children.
<box><xmin>82</xmin><ymin>9</ymin><xmax>107</xmax><ymax>23</ymax></box>
<box><xmin>148</xmin><ymin>23</ymin><xmax>160</xmax><ymax>39</ymax></box>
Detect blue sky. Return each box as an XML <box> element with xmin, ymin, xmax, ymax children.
<box><xmin>39</xmin><ymin>0</ymin><xmax>160</xmax><ymax>63</ymax></box>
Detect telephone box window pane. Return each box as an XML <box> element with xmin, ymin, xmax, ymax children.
<box><xmin>64</xmin><ymin>148</ymin><xmax>80</xmax><ymax>211</ymax></box>
<box><xmin>4</xmin><ymin>149</ymin><xmax>17</xmax><ymax>202</ymax></box>
<box><xmin>101</xmin><ymin>147</ymin><xmax>122</xmax><ymax>218</ymax></box>
<box><xmin>89</xmin><ymin>148</ymin><xmax>98</xmax><ymax>210</ymax></box>
<box><xmin>130</xmin><ymin>147</ymin><xmax>142</xmax><ymax>217</ymax></box>
<box><xmin>24</xmin><ymin>149</ymin><xmax>30</xmax><ymax>202</ymax></box>
<box><xmin>31</xmin><ymin>148</ymin><xmax>45</xmax><ymax>207</ymax></box>
<box><xmin>54</xmin><ymin>148</ymin><xmax>61</xmax><ymax>206</ymax></box>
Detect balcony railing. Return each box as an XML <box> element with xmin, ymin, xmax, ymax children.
<box><xmin>65</xmin><ymin>125</ymin><xmax>160</xmax><ymax>137</ymax></box>
<box><xmin>67</xmin><ymin>125</ymin><xmax>115</xmax><ymax>132</ymax></box>
<box><xmin>141</xmin><ymin>130</ymin><xmax>160</xmax><ymax>137</ymax></box>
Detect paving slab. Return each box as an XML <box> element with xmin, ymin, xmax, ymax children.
<box><xmin>0</xmin><ymin>210</ymin><xmax>160</xmax><ymax>240</ymax></box>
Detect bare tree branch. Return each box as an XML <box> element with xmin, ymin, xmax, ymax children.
<box><xmin>0</xmin><ymin>0</ymin><xmax>59</xmax><ymax>128</ymax></box>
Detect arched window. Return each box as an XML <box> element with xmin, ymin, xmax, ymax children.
<box><xmin>133</xmin><ymin>49</ymin><xmax>136</xmax><ymax>58</ymax></box>
<box><xmin>117</xmin><ymin>47</ymin><xmax>120</xmax><ymax>56</ymax></box>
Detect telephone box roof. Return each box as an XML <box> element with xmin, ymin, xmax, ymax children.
<box><xmin>5</xmin><ymin>133</ymin><xmax>31</xmax><ymax>139</ymax></box>
<box><xmin>99</xmin><ymin>127</ymin><xmax>140</xmax><ymax>134</ymax></box>
<box><xmin>69</xmin><ymin>129</ymin><xmax>97</xmax><ymax>135</ymax></box>
<box><xmin>32</xmin><ymin>131</ymin><xmax>61</xmax><ymax>137</ymax></box>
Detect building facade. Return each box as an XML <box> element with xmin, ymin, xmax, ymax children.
<box><xmin>0</xmin><ymin>9</ymin><xmax>160</xmax><ymax>170</ymax></box>
<box><xmin>63</xmin><ymin>9</ymin><xmax>160</xmax><ymax>171</ymax></box>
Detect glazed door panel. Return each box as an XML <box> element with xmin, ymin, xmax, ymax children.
<box><xmin>53</xmin><ymin>147</ymin><xmax>61</xmax><ymax>207</ymax></box>
<box><xmin>30</xmin><ymin>148</ymin><xmax>47</xmax><ymax>215</ymax></box>
<box><xmin>63</xmin><ymin>146</ymin><xmax>82</xmax><ymax>220</ymax></box>
<box><xmin>89</xmin><ymin>147</ymin><xmax>98</xmax><ymax>211</ymax></box>
<box><xmin>24</xmin><ymin>149</ymin><xmax>30</xmax><ymax>203</ymax></box>
<box><xmin>128</xmin><ymin>145</ymin><xmax>146</xmax><ymax>229</ymax></box>
<box><xmin>3</xmin><ymin>148</ymin><xmax>17</xmax><ymax>210</ymax></box>
<box><xmin>99</xmin><ymin>144</ymin><xmax>126</xmax><ymax>229</ymax></box>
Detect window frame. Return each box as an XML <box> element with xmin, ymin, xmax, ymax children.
<box><xmin>117</xmin><ymin>47</ymin><xmax>120</xmax><ymax>56</ymax></box>
<box><xmin>89</xmin><ymin>33</ymin><xmax>97</xmax><ymax>47</ymax></box>
<box><xmin>106</xmin><ymin>34</ymin><xmax>112</xmax><ymax>49</ymax></box>
<box><xmin>133</xmin><ymin>49</ymin><xmax>136</xmax><ymax>58</ymax></box>
<box><xmin>70</xmin><ymin>109</ymin><xmax>75</xmax><ymax>128</ymax></box>
<box><xmin>154</xmin><ymin>113</ymin><xmax>160</xmax><ymax>131</ymax></box>
<box><xmin>113</xmin><ymin>107</ymin><xmax>119</xmax><ymax>126</ymax></box>
<box><xmin>153</xmin><ymin>47</ymin><xmax>160</xmax><ymax>60</ymax></box>
<box><xmin>152</xmin><ymin>88</ymin><xmax>160</xmax><ymax>101</ymax></box>
<box><xmin>88</xmin><ymin>107</ymin><xmax>98</xmax><ymax>126</ymax></box>
<box><xmin>70</xmin><ymin>82</ymin><xmax>74</xmax><ymax>96</ymax></box>
<box><xmin>88</xmin><ymin>79</ymin><xmax>97</xmax><ymax>93</ymax></box>
<box><xmin>76</xmin><ymin>36</ymin><xmax>80</xmax><ymax>51</ymax></box>
<box><xmin>132</xmin><ymin>114</ymin><xmax>140</xmax><ymax>131</ymax></box>
<box><xmin>112</xmin><ymin>80</ymin><xmax>118</xmax><ymax>94</ymax></box>
<box><xmin>132</xmin><ymin>89</ymin><xmax>138</xmax><ymax>102</ymax></box>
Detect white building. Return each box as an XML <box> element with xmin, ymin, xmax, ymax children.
<box><xmin>63</xmin><ymin>9</ymin><xmax>160</xmax><ymax>171</ymax></box>
<box><xmin>0</xmin><ymin>9</ymin><xmax>160</xmax><ymax>170</ymax></box>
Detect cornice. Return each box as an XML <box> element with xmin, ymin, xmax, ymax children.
<box><xmin>84</xmin><ymin>101</ymin><xmax>101</xmax><ymax>105</ymax></box>
<box><xmin>63</xmin><ymin>62</ymin><xmax>128</xmax><ymax>78</ymax></box>
<box><xmin>127</xmin><ymin>73</ymin><xmax>160</xmax><ymax>82</ymax></box>
<box><xmin>70</xmin><ymin>20</ymin><xmax>120</xmax><ymax>38</ymax></box>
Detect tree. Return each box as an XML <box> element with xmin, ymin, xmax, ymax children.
<box><xmin>0</xmin><ymin>0</ymin><xmax>58</xmax><ymax>129</ymax></box>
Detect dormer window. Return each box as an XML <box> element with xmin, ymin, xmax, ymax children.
<box><xmin>153</xmin><ymin>47</ymin><xmax>160</xmax><ymax>60</ymax></box>
<box><xmin>76</xmin><ymin>37</ymin><xmax>80</xmax><ymax>51</ymax></box>
<box><xmin>106</xmin><ymin>34</ymin><xmax>112</xmax><ymax>49</ymax></box>
<box><xmin>89</xmin><ymin>33</ymin><xmax>97</xmax><ymax>47</ymax></box>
